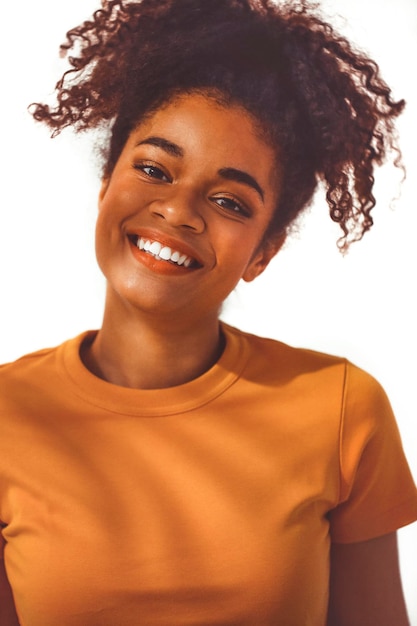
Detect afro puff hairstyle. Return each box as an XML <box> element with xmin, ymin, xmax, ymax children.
<box><xmin>31</xmin><ymin>0</ymin><xmax>405</xmax><ymax>250</ymax></box>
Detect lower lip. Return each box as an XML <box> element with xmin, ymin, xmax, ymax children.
<box><xmin>128</xmin><ymin>239</ymin><xmax>196</xmax><ymax>276</ymax></box>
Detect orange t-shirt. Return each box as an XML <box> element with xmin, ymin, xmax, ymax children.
<box><xmin>1</xmin><ymin>324</ymin><xmax>417</xmax><ymax>626</ymax></box>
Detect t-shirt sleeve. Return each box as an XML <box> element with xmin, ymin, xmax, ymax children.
<box><xmin>329</xmin><ymin>362</ymin><xmax>417</xmax><ymax>543</ymax></box>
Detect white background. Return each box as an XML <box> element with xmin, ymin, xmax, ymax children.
<box><xmin>1</xmin><ymin>0</ymin><xmax>416</xmax><ymax>620</ymax></box>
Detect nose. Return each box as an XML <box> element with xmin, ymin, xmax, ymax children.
<box><xmin>150</xmin><ymin>190</ymin><xmax>206</xmax><ymax>233</ymax></box>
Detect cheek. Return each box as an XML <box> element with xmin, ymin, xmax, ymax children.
<box><xmin>99</xmin><ymin>186</ymin><xmax>132</xmax><ymax>219</ymax></box>
<box><xmin>94</xmin><ymin>218</ymin><xmax>110</xmax><ymax>272</ymax></box>
<box><xmin>94</xmin><ymin>207</ymin><xmax>124</xmax><ymax>271</ymax></box>
<box><xmin>98</xmin><ymin>167</ymin><xmax>148</xmax><ymax>215</ymax></box>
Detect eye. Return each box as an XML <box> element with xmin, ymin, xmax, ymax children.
<box><xmin>212</xmin><ymin>196</ymin><xmax>251</xmax><ymax>217</ymax></box>
<box><xmin>134</xmin><ymin>163</ymin><xmax>171</xmax><ymax>182</ymax></box>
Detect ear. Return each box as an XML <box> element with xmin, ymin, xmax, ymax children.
<box><xmin>242</xmin><ymin>233</ymin><xmax>286</xmax><ymax>283</ymax></box>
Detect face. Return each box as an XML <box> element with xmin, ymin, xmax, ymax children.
<box><xmin>96</xmin><ymin>92</ymin><xmax>283</xmax><ymax>322</ymax></box>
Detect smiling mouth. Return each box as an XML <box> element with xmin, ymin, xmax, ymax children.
<box><xmin>129</xmin><ymin>236</ymin><xmax>201</xmax><ymax>269</ymax></box>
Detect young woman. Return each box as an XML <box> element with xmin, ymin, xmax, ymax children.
<box><xmin>1</xmin><ymin>1</ymin><xmax>416</xmax><ymax>624</ymax></box>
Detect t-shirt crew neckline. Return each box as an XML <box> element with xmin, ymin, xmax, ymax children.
<box><xmin>57</xmin><ymin>323</ymin><xmax>250</xmax><ymax>417</ymax></box>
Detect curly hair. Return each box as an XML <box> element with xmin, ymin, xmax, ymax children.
<box><xmin>30</xmin><ymin>0</ymin><xmax>405</xmax><ymax>251</ymax></box>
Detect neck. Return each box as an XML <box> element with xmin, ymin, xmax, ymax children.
<box><xmin>81</xmin><ymin>291</ymin><xmax>225</xmax><ymax>390</ymax></box>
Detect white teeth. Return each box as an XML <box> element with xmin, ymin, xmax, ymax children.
<box><xmin>135</xmin><ymin>237</ymin><xmax>195</xmax><ymax>268</ymax></box>
<box><xmin>149</xmin><ymin>241</ymin><xmax>162</xmax><ymax>256</ymax></box>
<box><xmin>159</xmin><ymin>246</ymin><xmax>172</xmax><ymax>261</ymax></box>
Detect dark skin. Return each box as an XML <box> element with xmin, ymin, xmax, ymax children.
<box><xmin>0</xmin><ymin>94</ymin><xmax>410</xmax><ymax>625</ymax></box>
<box><xmin>0</xmin><ymin>562</ymin><xmax>20</xmax><ymax>625</ymax></box>
<box><xmin>87</xmin><ymin>94</ymin><xmax>282</xmax><ymax>389</ymax></box>
<box><xmin>327</xmin><ymin>532</ymin><xmax>410</xmax><ymax>626</ymax></box>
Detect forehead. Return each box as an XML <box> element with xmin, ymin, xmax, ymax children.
<box><xmin>129</xmin><ymin>92</ymin><xmax>281</xmax><ymax>188</ymax></box>
<box><xmin>136</xmin><ymin>94</ymin><xmax>264</xmax><ymax>143</ymax></box>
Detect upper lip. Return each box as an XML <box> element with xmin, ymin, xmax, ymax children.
<box><xmin>127</xmin><ymin>228</ymin><xmax>206</xmax><ymax>268</ymax></box>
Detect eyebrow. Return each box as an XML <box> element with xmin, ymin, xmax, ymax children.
<box><xmin>136</xmin><ymin>136</ymin><xmax>184</xmax><ymax>158</ymax></box>
<box><xmin>136</xmin><ymin>136</ymin><xmax>265</xmax><ymax>201</ymax></box>
<box><xmin>218</xmin><ymin>168</ymin><xmax>264</xmax><ymax>201</ymax></box>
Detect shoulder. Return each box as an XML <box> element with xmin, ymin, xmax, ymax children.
<box><xmin>0</xmin><ymin>345</ymin><xmax>60</xmax><ymax>419</ymax></box>
<box><xmin>224</xmin><ymin>322</ymin><xmax>343</xmax><ymax>363</ymax></box>
<box><xmin>0</xmin><ymin>345</ymin><xmax>58</xmax><ymax>389</ymax></box>
<box><xmin>223</xmin><ymin>323</ymin><xmax>387</xmax><ymax>411</ymax></box>
<box><xmin>0</xmin><ymin>332</ymin><xmax>93</xmax><ymax>402</ymax></box>
<box><xmin>1</xmin><ymin>345</ymin><xmax>57</xmax><ymax>371</ymax></box>
<box><xmin>226</xmin><ymin>322</ymin><xmax>380</xmax><ymax>378</ymax></box>
<box><xmin>224</xmin><ymin>322</ymin><xmax>347</xmax><ymax>378</ymax></box>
